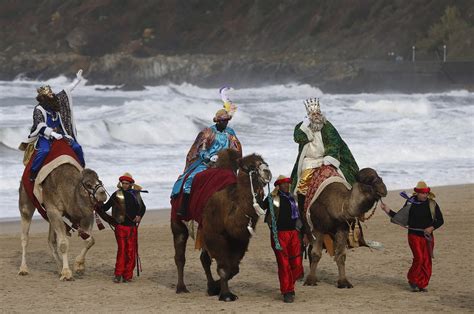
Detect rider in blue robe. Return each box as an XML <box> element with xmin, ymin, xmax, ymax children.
<box><xmin>171</xmin><ymin>109</ymin><xmax>242</xmax><ymax>216</ymax></box>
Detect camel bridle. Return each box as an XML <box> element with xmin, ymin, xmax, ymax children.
<box><xmin>82</xmin><ymin>180</ymin><xmax>105</xmax><ymax>204</ymax></box>
<box><xmin>242</xmin><ymin>162</ymin><xmax>271</xmax><ymax>185</ymax></box>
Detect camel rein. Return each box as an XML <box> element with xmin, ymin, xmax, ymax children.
<box><xmin>245</xmin><ymin>169</ymin><xmax>267</xmax><ymax>237</ymax></box>
<box><xmin>340</xmin><ymin>198</ymin><xmax>378</xmax><ymax>223</ymax></box>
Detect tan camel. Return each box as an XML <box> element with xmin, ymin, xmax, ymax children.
<box><xmin>304</xmin><ymin>168</ymin><xmax>387</xmax><ymax>288</ymax></box>
<box><xmin>18</xmin><ymin>165</ymin><xmax>107</xmax><ymax>280</ymax></box>
<box><xmin>171</xmin><ymin>150</ymin><xmax>272</xmax><ymax>301</ymax></box>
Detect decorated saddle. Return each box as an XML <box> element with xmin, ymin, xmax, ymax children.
<box><xmin>171</xmin><ymin>167</ymin><xmax>237</xmax><ymax>224</ymax></box>
<box><xmin>303</xmin><ymin>165</ymin><xmax>367</xmax><ymax>255</ymax></box>
<box><xmin>21</xmin><ymin>139</ymin><xmax>83</xmax><ymax>225</ymax></box>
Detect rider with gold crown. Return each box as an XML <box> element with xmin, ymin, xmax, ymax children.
<box><xmin>22</xmin><ymin>70</ymin><xmax>86</xmax><ymax>181</ymax></box>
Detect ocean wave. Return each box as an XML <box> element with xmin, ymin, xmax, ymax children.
<box><xmin>352</xmin><ymin>98</ymin><xmax>432</xmax><ymax>116</ymax></box>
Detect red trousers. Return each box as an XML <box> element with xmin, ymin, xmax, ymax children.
<box><xmin>114</xmin><ymin>225</ymin><xmax>138</xmax><ymax>280</ymax></box>
<box><xmin>407</xmin><ymin>233</ymin><xmax>434</xmax><ymax>289</ymax></box>
<box><xmin>271</xmin><ymin>230</ymin><xmax>304</xmax><ymax>294</ymax></box>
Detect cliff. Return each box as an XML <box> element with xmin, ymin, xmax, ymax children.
<box><xmin>1</xmin><ymin>0</ymin><xmax>473</xmax><ymax>92</ymax></box>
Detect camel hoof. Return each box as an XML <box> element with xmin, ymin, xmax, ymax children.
<box><xmin>207</xmin><ymin>280</ymin><xmax>221</xmax><ymax>296</ymax></box>
<box><xmin>18</xmin><ymin>267</ymin><xmax>29</xmax><ymax>276</ymax></box>
<box><xmin>176</xmin><ymin>285</ymin><xmax>190</xmax><ymax>294</ymax></box>
<box><xmin>303</xmin><ymin>275</ymin><xmax>318</xmax><ymax>286</ymax></box>
<box><xmin>74</xmin><ymin>261</ymin><xmax>85</xmax><ymax>275</ymax></box>
<box><xmin>60</xmin><ymin>269</ymin><xmax>74</xmax><ymax>281</ymax></box>
<box><xmin>74</xmin><ymin>264</ymin><xmax>85</xmax><ymax>276</ymax></box>
<box><xmin>219</xmin><ymin>292</ymin><xmax>238</xmax><ymax>302</ymax></box>
<box><xmin>337</xmin><ymin>279</ymin><xmax>353</xmax><ymax>289</ymax></box>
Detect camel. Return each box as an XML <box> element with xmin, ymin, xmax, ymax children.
<box><xmin>303</xmin><ymin>168</ymin><xmax>387</xmax><ymax>288</ymax></box>
<box><xmin>18</xmin><ymin>164</ymin><xmax>107</xmax><ymax>280</ymax></box>
<box><xmin>171</xmin><ymin>150</ymin><xmax>272</xmax><ymax>301</ymax></box>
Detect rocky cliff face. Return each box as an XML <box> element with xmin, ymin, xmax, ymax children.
<box><xmin>1</xmin><ymin>0</ymin><xmax>473</xmax><ymax>91</ymax></box>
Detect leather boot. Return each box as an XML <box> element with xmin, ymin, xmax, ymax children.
<box><xmin>29</xmin><ymin>171</ymin><xmax>38</xmax><ymax>182</ymax></box>
<box><xmin>177</xmin><ymin>193</ymin><xmax>190</xmax><ymax>216</ymax></box>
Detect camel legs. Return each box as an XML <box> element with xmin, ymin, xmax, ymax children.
<box><xmin>304</xmin><ymin>231</ymin><xmax>324</xmax><ymax>286</ymax></box>
<box><xmin>216</xmin><ymin>260</ymin><xmax>238</xmax><ymax>302</ymax></box>
<box><xmin>171</xmin><ymin>220</ymin><xmax>189</xmax><ymax>293</ymax></box>
<box><xmin>211</xmin><ymin>236</ymin><xmax>240</xmax><ymax>302</ymax></box>
<box><xmin>48</xmin><ymin>223</ymin><xmax>62</xmax><ymax>272</ymax></box>
<box><xmin>74</xmin><ymin>217</ymin><xmax>95</xmax><ymax>275</ymax></box>
<box><xmin>200</xmin><ymin>250</ymin><xmax>220</xmax><ymax>296</ymax></box>
<box><xmin>18</xmin><ymin>184</ymin><xmax>35</xmax><ymax>275</ymax></box>
<box><xmin>334</xmin><ymin>230</ymin><xmax>352</xmax><ymax>288</ymax></box>
<box><xmin>46</xmin><ymin>207</ymin><xmax>74</xmax><ymax>281</ymax></box>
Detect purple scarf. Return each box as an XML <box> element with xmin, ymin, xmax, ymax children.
<box><xmin>280</xmin><ymin>191</ymin><xmax>299</xmax><ymax>220</ymax></box>
<box><xmin>400</xmin><ymin>191</ymin><xmax>422</xmax><ymax>204</ymax></box>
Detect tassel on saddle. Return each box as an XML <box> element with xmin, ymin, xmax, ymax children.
<box><xmin>347</xmin><ymin>219</ymin><xmax>361</xmax><ymax>248</ymax></box>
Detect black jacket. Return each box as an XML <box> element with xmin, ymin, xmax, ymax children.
<box><xmin>389</xmin><ymin>200</ymin><xmax>443</xmax><ymax>236</ymax></box>
<box><xmin>262</xmin><ymin>191</ymin><xmax>301</xmax><ymax>231</ymax></box>
<box><xmin>101</xmin><ymin>189</ymin><xmax>146</xmax><ymax>226</ymax></box>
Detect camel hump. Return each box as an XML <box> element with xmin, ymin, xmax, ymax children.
<box><xmin>215</xmin><ymin>148</ymin><xmax>240</xmax><ymax>171</ymax></box>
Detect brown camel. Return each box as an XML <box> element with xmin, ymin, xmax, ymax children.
<box><xmin>171</xmin><ymin>150</ymin><xmax>272</xmax><ymax>301</ymax></box>
<box><xmin>18</xmin><ymin>164</ymin><xmax>107</xmax><ymax>280</ymax></box>
<box><xmin>304</xmin><ymin>168</ymin><xmax>387</xmax><ymax>288</ymax></box>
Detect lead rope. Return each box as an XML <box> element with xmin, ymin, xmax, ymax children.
<box><xmin>246</xmin><ymin>170</ymin><xmax>266</xmax><ymax>236</ymax></box>
<box><xmin>248</xmin><ymin>170</ymin><xmax>265</xmax><ymax>216</ymax></box>
<box><xmin>360</xmin><ymin>200</ymin><xmax>378</xmax><ymax>222</ymax></box>
<box><xmin>267</xmin><ymin>184</ymin><xmax>282</xmax><ymax>250</ymax></box>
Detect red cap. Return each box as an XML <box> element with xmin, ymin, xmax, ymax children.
<box><xmin>274</xmin><ymin>177</ymin><xmax>291</xmax><ymax>186</ymax></box>
<box><xmin>414</xmin><ymin>187</ymin><xmax>430</xmax><ymax>193</ymax></box>
<box><xmin>119</xmin><ymin>175</ymin><xmax>135</xmax><ymax>184</ymax></box>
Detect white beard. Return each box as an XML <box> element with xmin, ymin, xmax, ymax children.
<box><xmin>309</xmin><ymin>115</ymin><xmax>326</xmax><ymax>132</ymax></box>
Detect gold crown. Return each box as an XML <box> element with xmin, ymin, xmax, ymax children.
<box><xmin>37</xmin><ymin>85</ymin><xmax>53</xmax><ymax>96</ymax></box>
<box><xmin>304</xmin><ymin>98</ymin><xmax>321</xmax><ymax>115</ymax></box>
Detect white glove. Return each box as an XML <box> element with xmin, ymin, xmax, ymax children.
<box><xmin>50</xmin><ymin>131</ymin><xmax>63</xmax><ymax>140</ymax></box>
<box><xmin>68</xmin><ymin>69</ymin><xmax>83</xmax><ymax>92</ymax></box>
<box><xmin>76</xmin><ymin>69</ymin><xmax>83</xmax><ymax>80</ymax></box>
<box><xmin>210</xmin><ymin>155</ymin><xmax>219</xmax><ymax>162</ymax></box>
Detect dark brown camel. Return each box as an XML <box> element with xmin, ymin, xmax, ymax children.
<box><xmin>171</xmin><ymin>149</ymin><xmax>272</xmax><ymax>301</ymax></box>
<box><xmin>303</xmin><ymin>168</ymin><xmax>387</xmax><ymax>288</ymax></box>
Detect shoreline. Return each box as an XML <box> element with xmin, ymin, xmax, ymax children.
<box><xmin>1</xmin><ymin>183</ymin><xmax>473</xmax><ymax>312</ymax></box>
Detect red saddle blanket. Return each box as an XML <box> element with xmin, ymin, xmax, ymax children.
<box><xmin>21</xmin><ymin>139</ymin><xmax>82</xmax><ymax>222</ymax></box>
<box><xmin>304</xmin><ymin>165</ymin><xmax>341</xmax><ymax>212</ymax></box>
<box><xmin>170</xmin><ymin>168</ymin><xmax>237</xmax><ymax>224</ymax></box>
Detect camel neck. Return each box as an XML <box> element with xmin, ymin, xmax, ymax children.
<box><xmin>346</xmin><ymin>183</ymin><xmax>377</xmax><ymax>219</ymax></box>
<box><xmin>236</xmin><ymin>174</ymin><xmax>254</xmax><ymax>207</ymax></box>
<box><xmin>73</xmin><ymin>179</ymin><xmax>94</xmax><ymax>214</ymax></box>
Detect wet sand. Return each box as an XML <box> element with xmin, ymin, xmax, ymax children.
<box><xmin>1</xmin><ymin>184</ymin><xmax>473</xmax><ymax>313</ymax></box>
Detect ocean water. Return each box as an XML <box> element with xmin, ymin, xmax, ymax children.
<box><xmin>0</xmin><ymin>76</ymin><xmax>473</xmax><ymax>218</ymax></box>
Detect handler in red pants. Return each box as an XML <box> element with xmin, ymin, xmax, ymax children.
<box><xmin>263</xmin><ymin>175</ymin><xmax>304</xmax><ymax>303</ymax></box>
<box><xmin>101</xmin><ymin>173</ymin><xmax>146</xmax><ymax>283</ymax></box>
<box><xmin>381</xmin><ymin>181</ymin><xmax>444</xmax><ymax>292</ymax></box>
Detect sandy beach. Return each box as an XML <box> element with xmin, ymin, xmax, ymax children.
<box><xmin>1</xmin><ymin>184</ymin><xmax>473</xmax><ymax>313</ymax></box>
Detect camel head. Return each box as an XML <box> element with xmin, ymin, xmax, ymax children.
<box><xmin>355</xmin><ymin>168</ymin><xmax>387</xmax><ymax>200</ymax></box>
<box><xmin>238</xmin><ymin>154</ymin><xmax>272</xmax><ymax>186</ymax></box>
<box><xmin>215</xmin><ymin>148</ymin><xmax>241</xmax><ymax>172</ymax></box>
<box><xmin>81</xmin><ymin>169</ymin><xmax>107</xmax><ymax>204</ymax></box>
